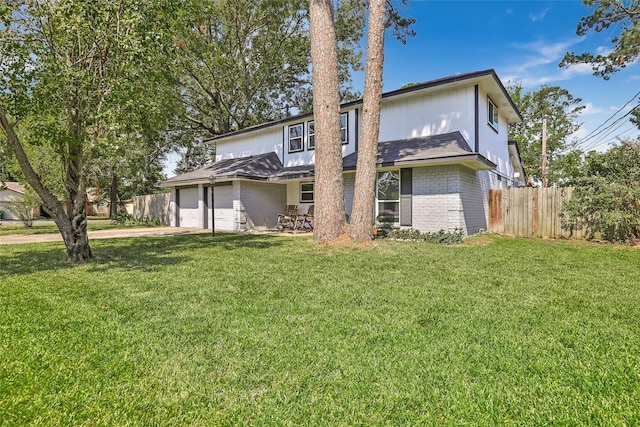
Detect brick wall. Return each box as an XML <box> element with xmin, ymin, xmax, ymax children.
<box><xmin>412</xmin><ymin>165</ymin><xmax>464</xmax><ymax>233</ymax></box>
<box><xmin>237</xmin><ymin>181</ymin><xmax>287</xmax><ymax>230</ymax></box>
<box><xmin>460</xmin><ymin>168</ymin><xmax>490</xmax><ymax>235</ymax></box>
<box><xmin>343</xmin><ymin>172</ymin><xmax>355</xmax><ymax>219</ymax></box>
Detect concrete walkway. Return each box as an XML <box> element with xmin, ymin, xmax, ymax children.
<box><xmin>0</xmin><ymin>226</ymin><xmax>210</xmax><ymax>245</ymax></box>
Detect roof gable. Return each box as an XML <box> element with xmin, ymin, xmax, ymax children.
<box><xmin>209</xmin><ymin>69</ymin><xmax>521</xmax><ymax>143</ymax></box>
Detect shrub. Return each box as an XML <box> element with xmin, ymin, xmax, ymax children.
<box><xmin>387</xmin><ymin>227</ymin><xmax>464</xmax><ymax>244</ymax></box>
<box><xmin>563</xmin><ymin>141</ymin><xmax>640</xmax><ymax>243</ymax></box>
<box><xmin>111</xmin><ymin>213</ymin><xmax>161</xmax><ymax>226</ymax></box>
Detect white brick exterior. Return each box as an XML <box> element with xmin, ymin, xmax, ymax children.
<box><xmin>236</xmin><ymin>181</ymin><xmax>286</xmax><ymax>230</ymax></box>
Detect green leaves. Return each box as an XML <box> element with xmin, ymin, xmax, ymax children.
<box><xmin>564</xmin><ymin>140</ymin><xmax>640</xmax><ymax>242</ymax></box>
<box><xmin>508</xmin><ymin>84</ymin><xmax>585</xmax><ymax>185</ymax></box>
<box><xmin>560</xmin><ymin>0</ymin><xmax>640</xmax><ymax>79</ymax></box>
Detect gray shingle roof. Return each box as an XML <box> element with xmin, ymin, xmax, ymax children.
<box><xmin>342</xmin><ymin>131</ymin><xmax>495</xmax><ymax>170</ymax></box>
<box><xmin>160</xmin><ymin>152</ymin><xmax>282</xmax><ymax>186</ymax></box>
<box><xmin>161</xmin><ymin>132</ymin><xmax>495</xmax><ymax>187</ymax></box>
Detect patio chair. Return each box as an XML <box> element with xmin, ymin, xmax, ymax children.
<box><xmin>300</xmin><ymin>204</ymin><xmax>314</xmax><ymax>230</ymax></box>
<box><xmin>277</xmin><ymin>205</ymin><xmax>298</xmax><ymax>229</ymax></box>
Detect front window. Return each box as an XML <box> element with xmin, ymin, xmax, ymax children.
<box><xmin>341</xmin><ymin>113</ymin><xmax>348</xmax><ymax>144</ymax></box>
<box><xmin>307</xmin><ymin>121</ymin><xmax>315</xmax><ymax>150</ymax></box>
<box><xmin>377</xmin><ymin>170</ymin><xmax>399</xmax><ymax>223</ymax></box>
<box><xmin>488</xmin><ymin>98</ymin><xmax>498</xmax><ymax>131</ymax></box>
<box><xmin>300</xmin><ymin>182</ymin><xmax>314</xmax><ymax>202</ymax></box>
<box><xmin>289</xmin><ymin>123</ymin><xmax>303</xmax><ymax>153</ymax></box>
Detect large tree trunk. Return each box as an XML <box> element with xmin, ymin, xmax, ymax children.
<box><xmin>49</xmin><ymin>207</ymin><xmax>93</xmax><ymax>262</ymax></box>
<box><xmin>349</xmin><ymin>0</ymin><xmax>387</xmax><ymax>242</ymax></box>
<box><xmin>0</xmin><ymin>108</ymin><xmax>93</xmax><ymax>262</ymax></box>
<box><xmin>309</xmin><ymin>0</ymin><xmax>345</xmax><ymax>243</ymax></box>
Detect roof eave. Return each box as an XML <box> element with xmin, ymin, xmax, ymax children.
<box><xmin>344</xmin><ymin>154</ymin><xmax>496</xmax><ymax>172</ymax></box>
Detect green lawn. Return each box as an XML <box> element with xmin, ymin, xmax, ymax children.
<box><xmin>1</xmin><ymin>234</ymin><xmax>639</xmax><ymax>426</ymax></box>
<box><xmin>0</xmin><ymin>220</ymin><xmax>149</xmax><ymax>236</ymax></box>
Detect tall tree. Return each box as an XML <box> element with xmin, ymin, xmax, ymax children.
<box><xmin>560</xmin><ymin>0</ymin><xmax>640</xmax><ymax>79</ymax></box>
<box><xmin>508</xmin><ymin>84</ymin><xmax>585</xmax><ymax>185</ymax></box>
<box><xmin>171</xmin><ymin>0</ymin><xmax>366</xmax><ymax>173</ymax></box>
<box><xmin>0</xmin><ymin>0</ymin><xmax>181</xmax><ymax>261</ymax></box>
<box><xmin>309</xmin><ymin>0</ymin><xmax>345</xmax><ymax>242</ymax></box>
<box><xmin>349</xmin><ymin>0</ymin><xmax>386</xmax><ymax>242</ymax></box>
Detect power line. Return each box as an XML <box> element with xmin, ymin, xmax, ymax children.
<box><xmin>579</xmin><ymin>104</ymin><xmax>640</xmax><ymax>152</ymax></box>
<box><xmin>587</xmin><ymin>125</ymin><xmax>639</xmax><ymax>152</ymax></box>
<box><xmin>576</xmin><ymin>90</ymin><xmax>640</xmax><ymax>147</ymax></box>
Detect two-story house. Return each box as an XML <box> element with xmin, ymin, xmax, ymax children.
<box><xmin>160</xmin><ymin>69</ymin><xmax>525</xmax><ymax>235</ymax></box>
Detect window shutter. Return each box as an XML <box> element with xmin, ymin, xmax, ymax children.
<box><xmin>400</xmin><ymin>168</ymin><xmax>412</xmax><ymax>226</ymax></box>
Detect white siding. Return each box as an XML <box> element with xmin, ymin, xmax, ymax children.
<box><xmin>378</xmin><ymin>86</ymin><xmax>474</xmax><ymax>143</ymax></box>
<box><xmin>282</xmin><ymin>109</ymin><xmax>358</xmax><ymax>167</ymax></box>
<box><xmin>477</xmin><ymin>87</ymin><xmax>514</xmax><ymax>180</ymax></box>
<box><xmin>216</xmin><ymin>127</ymin><xmax>283</xmax><ymax>162</ymax></box>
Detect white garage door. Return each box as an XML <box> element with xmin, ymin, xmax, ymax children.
<box><xmin>213</xmin><ymin>185</ymin><xmax>234</xmax><ymax>231</ymax></box>
<box><xmin>0</xmin><ymin>201</ymin><xmax>16</xmax><ymax>220</ymax></box>
<box><xmin>178</xmin><ymin>187</ymin><xmax>200</xmax><ymax>228</ymax></box>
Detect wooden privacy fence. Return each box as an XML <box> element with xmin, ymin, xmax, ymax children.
<box><xmin>489</xmin><ymin>187</ymin><xmax>582</xmax><ymax>239</ymax></box>
<box><xmin>133</xmin><ymin>193</ymin><xmax>171</xmax><ymax>225</ymax></box>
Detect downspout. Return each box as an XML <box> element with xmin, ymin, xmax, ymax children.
<box><xmin>474</xmin><ymin>84</ymin><xmax>480</xmax><ymax>153</ymax></box>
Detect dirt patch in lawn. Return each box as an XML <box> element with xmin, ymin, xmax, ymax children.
<box><xmin>463</xmin><ymin>234</ymin><xmax>497</xmax><ymax>246</ymax></box>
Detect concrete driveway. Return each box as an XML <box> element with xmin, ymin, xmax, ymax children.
<box><xmin>0</xmin><ymin>226</ymin><xmax>210</xmax><ymax>245</ymax></box>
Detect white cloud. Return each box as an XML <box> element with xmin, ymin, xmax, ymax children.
<box><xmin>581</xmin><ymin>102</ymin><xmax>607</xmax><ymax>116</ymax></box>
<box><xmin>596</xmin><ymin>46</ymin><xmax>614</xmax><ymax>56</ymax></box>
<box><xmin>499</xmin><ymin>38</ymin><xmax>595</xmax><ymax>88</ymax></box>
<box><xmin>558</xmin><ymin>62</ymin><xmax>595</xmax><ymax>79</ymax></box>
<box><xmin>529</xmin><ymin>8</ymin><xmax>551</xmax><ymax>22</ymax></box>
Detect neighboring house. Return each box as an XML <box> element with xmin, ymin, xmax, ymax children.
<box><xmin>86</xmin><ymin>187</ymin><xmax>109</xmax><ymax>216</ymax></box>
<box><xmin>160</xmin><ymin>69</ymin><xmax>526</xmax><ymax>236</ymax></box>
<box><xmin>0</xmin><ymin>182</ymin><xmax>26</xmax><ymax>220</ymax></box>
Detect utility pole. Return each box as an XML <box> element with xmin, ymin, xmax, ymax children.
<box><xmin>541</xmin><ymin>118</ymin><xmax>547</xmax><ymax>188</ymax></box>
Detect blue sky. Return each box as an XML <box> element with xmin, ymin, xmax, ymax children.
<box><xmin>351</xmin><ymin>0</ymin><xmax>640</xmax><ymax>153</ymax></box>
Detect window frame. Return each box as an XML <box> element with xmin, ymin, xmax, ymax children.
<box><xmin>487</xmin><ymin>97</ymin><xmax>499</xmax><ymax>132</ymax></box>
<box><xmin>307</xmin><ymin>120</ymin><xmax>315</xmax><ymax>150</ymax></box>
<box><xmin>288</xmin><ymin>123</ymin><xmax>304</xmax><ymax>153</ymax></box>
<box><xmin>300</xmin><ymin>181</ymin><xmax>314</xmax><ymax>203</ymax></box>
<box><xmin>340</xmin><ymin>112</ymin><xmax>348</xmax><ymax>144</ymax></box>
<box><xmin>376</xmin><ymin>170</ymin><xmax>400</xmax><ymax>224</ymax></box>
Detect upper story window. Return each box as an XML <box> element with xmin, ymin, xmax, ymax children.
<box><xmin>307</xmin><ymin>121</ymin><xmax>315</xmax><ymax>150</ymax></box>
<box><xmin>488</xmin><ymin>98</ymin><xmax>499</xmax><ymax>131</ymax></box>
<box><xmin>341</xmin><ymin>112</ymin><xmax>348</xmax><ymax>144</ymax></box>
<box><xmin>289</xmin><ymin>123</ymin><xmax>304</xmax><ymax>153</ymax></box>
<box><xmin>288</xmin><ymin>113</ymin><xmax>347</xmax><ymax>153</ymax></box>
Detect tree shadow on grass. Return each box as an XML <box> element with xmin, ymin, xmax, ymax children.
<box><xmin>0</xmin><ymin>233</ymin><xmax>293</xmax><ymax>277</ymax></box>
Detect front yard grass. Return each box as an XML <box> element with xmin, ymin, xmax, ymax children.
<box><xmin>1</xmin><ymin>235</ymin><xmax>639</xmax><ymax>425</ymax></box>
<box><xmin>0</xmin><ymin>220</ymin><xmax>155</xmax><ymax>237</ymax></box>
